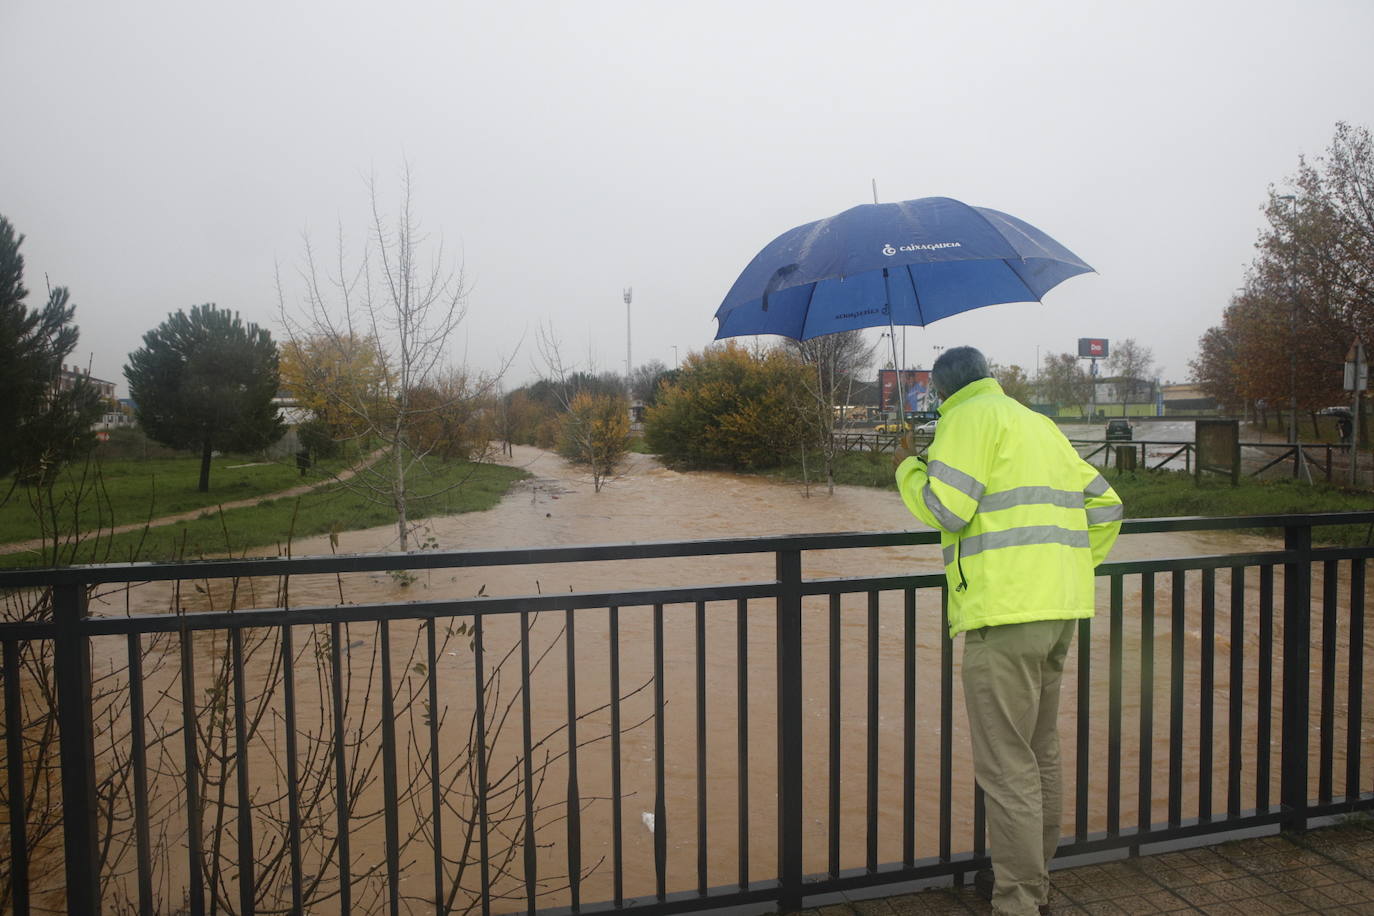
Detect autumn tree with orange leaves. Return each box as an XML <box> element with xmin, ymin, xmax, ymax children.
<box><xmin>1192</xmin><ymin>122</ymin><xmax>1372</xmax><ymax>442</ymax></box>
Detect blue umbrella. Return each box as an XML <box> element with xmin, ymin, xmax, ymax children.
<box><xmin>715</xmin><ymin>196</ymin><xmax>1092</xmax><ymax>342</ymax></box>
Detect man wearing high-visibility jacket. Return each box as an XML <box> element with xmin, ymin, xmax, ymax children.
<box><xmin>894</xmin><ymin>347</ymin><xmax>1122</xmax><ymax>916</ymax></box>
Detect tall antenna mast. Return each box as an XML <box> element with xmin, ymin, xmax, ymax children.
<box><xmin>623</xmin><ymin>286</ymin><xmax>633</xmax><ymax>396</ymax></box>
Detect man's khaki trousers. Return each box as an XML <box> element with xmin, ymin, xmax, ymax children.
<box><xmin>961</xmin><ymin>618</ymin><xmax>1077</xmax><ymax>916</ymax></box>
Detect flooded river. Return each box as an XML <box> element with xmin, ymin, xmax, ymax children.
<box><xmin>54</xmin><ymin>445</ymin><xmax>1374</xmax><ymax>913</ymax></box>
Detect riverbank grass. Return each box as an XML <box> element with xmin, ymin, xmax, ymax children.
<box><xmin>1105</xmin><ymin>468</ymin><xmax>1373</xmax><ymax>545</ymax></box>
<box><xmin>0</xmin><ymin>453</ymin><xmax>354</xmax><ymax>545</ymax></box>
<box><xmin>2</xmin><ymin>458</ymin><xmax>528</xmax><ymax>567</ymax></box>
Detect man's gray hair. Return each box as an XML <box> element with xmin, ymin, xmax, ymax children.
<box><xmin>931</xmin><ymin>346</ymin><xmax>991</xmax><ymax>399</ymax></box>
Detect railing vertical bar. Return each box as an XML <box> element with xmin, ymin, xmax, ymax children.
<box><xmin>1137</xmin><ymin>572</ymin><xmax>1155</xmax><ymax>846</ymax></box>
<box><xmin>379</xmin><ymin>621</ymin><xmax>400</xmax><ymax>916</ymax></box>
<box><xmin>1107</xmin><ymin>575</ymin><xmax>1123</xmax><ymax>837</ymax></box>
<box><xmin>695</xmin><ymin>600</ymin><xmax>708</xmax><ymax>896</ymax></box>
<box><xmin>828</xmin><ymin>593</ymin><xmax>841</xmax><ymax>879</ymax></box>
<box><xmin>939</xmin><ymin>587</ymin><xmax>953</xmax><ymax>863</ymax></box>
<box><xmin>4</xmin><ymin>639</ymin><xmax>30</xmax><ymax>916</ymax></box>
<box><xmin>179</xmin><ymin>626</ymin><xmax>205</xmax><ymax>916</ymax></box>
<box><xmin>1280</xmin><ymin>523</ymin><xmax>1312</xmax><ymax>832</ymax></box>
<box><xmin>775</xmin><ymin>552</ymin><xmax>804</xmax><ymax>912</ymax></box>
<box><xmin>564</xmin><ymin>607</ymin><xmax>582</xmax><ymax>911</ymax></box>
<box><xmin>519</xmin><ymin>612</ymin><xmax>537</xmax><ymax>915</ymax></box>
<box><xmin>125</xmin><ymin>634</ymin><xmax>153</xmax><ymax>916</ymax></box>
<box><xmin>1347</xmin><ymin>560</ymin><xmax>1366</xmax><ymax>801</ymax></box>
<box><xmin>609</xmin><ymin>606</ymin><xmax>624</xmax><ymax>906</ymax></box>
<box><xmin>866</xmin><ymin>589</ymin><xmax>879</xmax><ymax>873</ymax></box>
<box><xmin>473</xmin><ymin>616</ymin><xmax>492</xmax><ymax>916</ymax></box>
<box><xmin>973</xmin><ymin>784</ymin><xmax>986</xmax><ymax>858</ymax></box>
<box><xmin>1257</xmin><ymin>566</ymin><xmax>1274</xmax><ymax>811</ymax></box>
<box><xmin>736</xmin><ymin>597</ymin><xmax>750</xmax><ymax>890</ymax></box>
<box><xmin>1227</xmin><ymin>567</ymin><xmax>1245</xmax><ymax>819</ymax></box>
<box><xmin>654</xmin><ymin>603</ymin><xmax>667</xmax><ymax>903</ymax></box>
<box><xmin>1168</xmin><ymin>570</ymin><xmax>1185</xmax><ymax>828</ymax></box>
<box><xmin>276</xmin><ymin>626</ymin><xmax>304</xmax><ymax>915</ymax></box>
<box><xmin>1319</xmin><ymin>560</ymin><xmax>1338</xmax><ymax>803</ymax></box>
<box><xmin>1075</xmin><ymin>617</ymin><xmax>1090</xmax><ymax>843</ymax></box>
<box><xmin>329</xmin><ymin>621</ymin><xmax>351</xmax><ymax>914</ymax></box>
<box><xmin>903</xmin><ymin>587</ymin><xmax>916</xmax><ymax>868</ymax></box>
<box><xmin>1199</xmin><ymin>568</ymin><xmax>1215</xmax><ymax>823</ymax></box>
<box><xmin>54</xmin><ymin>583</ymin><xmax>99</xmax><ymax>916</ymax></box>
<box><xmin>425</xmin><ymin>619</ymin><xmax>444</xmax><ymax>915</ymax></box>
<box><xmin>230</xmin><ymin>628</ymin><xmax>256</xmax><ymax>916</ymax></box>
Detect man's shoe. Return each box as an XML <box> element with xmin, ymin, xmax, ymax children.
<box><xmin>973</xmin><ymin>867</ymin><xmax>994</xmax><ymax>901</ymax></box>
<box><xmin>972</xmin><ymin>867</ymin><xmax>1051</xmax><ymax>913</ymax></box>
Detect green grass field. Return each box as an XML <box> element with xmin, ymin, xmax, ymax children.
<box><xmin>1</xmin><ymin>455</ymin><xmax>528</xmax><ymax>567</ymax></box>
<box><xmin>0</xmin><ymin>453</ymin><xmax>355</xmax><ymax>545</ymax></box>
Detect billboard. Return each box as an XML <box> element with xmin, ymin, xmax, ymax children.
<box><xmin>878</xmin><ymin>369</ymin><xmax>933</xmax><ymax>412</ymax></box>
<box><xmin>1078</xmin><ymin>338</ymin><xmax>1109</xmax><ymax>359</ymax></box>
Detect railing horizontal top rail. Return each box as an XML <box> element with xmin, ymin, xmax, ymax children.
<box><xmin>2</xmin><ymin>512</ymin><xmax>1372</xmax><ymax>589</ymax></box>
<box><xmin>16</xmin><ymin>543</ymin><xmax>1374</xmax><ymax>639</ymax></box>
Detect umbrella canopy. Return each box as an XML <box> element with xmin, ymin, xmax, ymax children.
<box><xmin>714</xmin><ymin>196</ymin><xmax>1092</xmax><ymax>341</ymax></box>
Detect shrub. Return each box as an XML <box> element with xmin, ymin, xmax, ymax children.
<box><xmin>644</xmin><ymin>342</ymin><xmax>814</xmax><ymax>470</ymax></box>
<box><xmin>557</xmin><ymin>392</ymin><xmax>630</xmax><ymax>491</ymax></box>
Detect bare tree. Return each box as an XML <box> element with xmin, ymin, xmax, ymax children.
<box><xmin>1105</xmin><ymin>338</ymin><xmax>1157</xmax><ymax>409</ymax></box>
<box><xmin>277</xmin><ymin>164</ymin><xmax>508</xmax><ymax>549</ymax></box>
<box><xmin>628</xmin><ymin>359</ymin><xmax>673</xmax><ymax>406</ymax></box>
<box><xmin>991</xmin><ymin>363</ymin><xmax>1035</xmax><ymax>406</ymax></box>
<box><xmin>1037</xmin><ymin>352</ymin><xmax>1092</xmax><ymax>417</ymax></box>
<box><xmin>786</xmin><ymin>330</ymin><xmax>876</xmax><ymax>494</ymax></box>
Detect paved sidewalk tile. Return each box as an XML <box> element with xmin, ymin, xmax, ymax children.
<box><xmin>795</xmin><ymin>818</ymin><xmax>1374</xmax><ymax>916</ymax></box>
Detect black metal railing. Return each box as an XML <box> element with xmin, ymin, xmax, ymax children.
<box><xmin>1073</xmin><ymin>439</ymin><xmax>1356</xmax><ymax>481</ymax></box>
<box><xmin>1</xmin><ymin>513</ymin><xmax>1372</xmax><ymax>915</ymax></box>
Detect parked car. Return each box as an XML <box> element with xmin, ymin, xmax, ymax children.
<box><xmin>914</xmin><ymin>419</ymin><xmax>938</xmax><ymax>435</ymax></box>
<box><xmin>873</xmin><ymin>422</ymin><xmax>910</xmax><ymax>434</ymax></box>
<box><xmin>1105</xmin><ymin>419</ymin><xmax>1133</xmax><ymax>441</ymax></box>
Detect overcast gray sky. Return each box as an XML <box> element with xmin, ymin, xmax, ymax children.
<box><xmin>4</xmin><ymin>0</ymin><xmax>1371</xmax><ymax>396</ymax></box>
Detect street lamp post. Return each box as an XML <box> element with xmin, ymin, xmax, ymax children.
<box><xmin>623</xmin><ymin>287</ymin><xmax>633</xmax><ymax>397</ymax></box>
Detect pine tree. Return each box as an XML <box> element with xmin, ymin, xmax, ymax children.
<box><xmin>125</xmin><ymin>304</ymin><xmax>285</xmax><ymax>492</ymax></box>
<box><xmin>0</xmin><ymin>215</ymin><xmax>103</xmax><ymax>493</ymax></box>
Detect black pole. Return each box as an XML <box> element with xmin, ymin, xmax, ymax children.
<box><xmin>54</xmin><ymin>583</ymin><xmax>100</xmax><ymax>914</ymax></box>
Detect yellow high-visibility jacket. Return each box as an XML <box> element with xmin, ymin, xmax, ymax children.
<box><xmin>895</xmin><ymin>378</ymin><xmax>1123</xmax><ymax>637</ymax></box>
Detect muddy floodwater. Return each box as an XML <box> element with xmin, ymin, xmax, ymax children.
<box><xmin>60</xmin><ymin>446</ymin><xmax>1374</xmax><ymax>913</ymax></box>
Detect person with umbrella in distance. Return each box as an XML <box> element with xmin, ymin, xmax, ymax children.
<box><xmin>893</xmin><ymin>346</ymin><xmax>1123</xmax><ymax>916</ymax></box>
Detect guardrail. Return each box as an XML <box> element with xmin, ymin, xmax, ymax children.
<box><xmin>1</xmin><ymin>514</ymin><xmax>1372</xmax><ymax>914</ymax></box>
<box><xmin>1075</xmin><ymin>439</ymin><xmax>1357</xmax><ymax>483</ymax></box>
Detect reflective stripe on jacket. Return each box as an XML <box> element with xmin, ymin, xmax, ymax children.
<box><xmin>895</xmin><ymin>377</ymin><xmax>1123</xmax><ymax>638</ymax></box>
